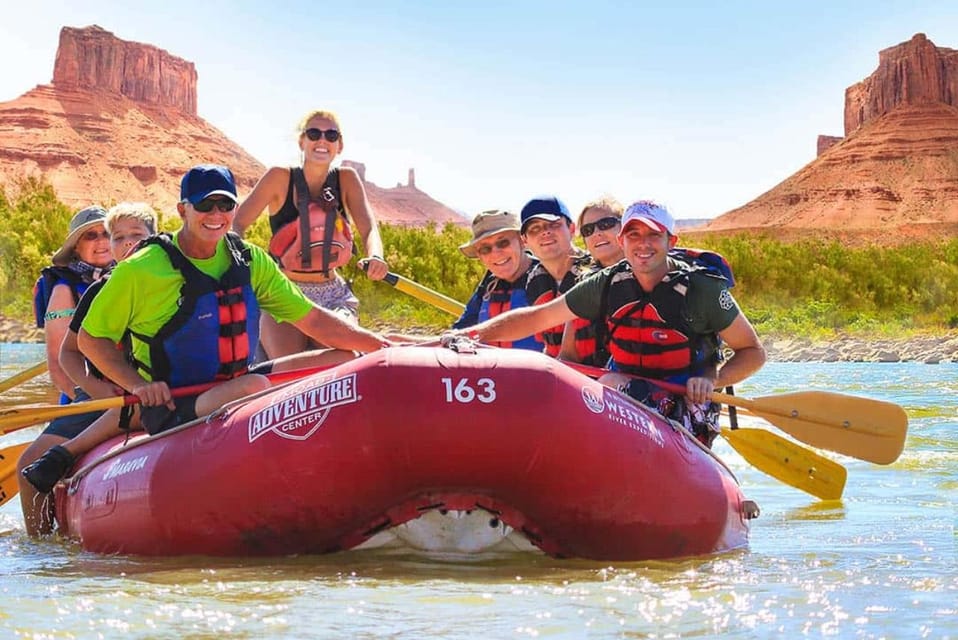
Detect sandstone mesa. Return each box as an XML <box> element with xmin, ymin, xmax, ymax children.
<box><xmin>708</xmin><ymin>33</ymin><xmax>958</xmax><ymax>239</ymax></box>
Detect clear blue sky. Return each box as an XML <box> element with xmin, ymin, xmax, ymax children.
<box><xmin>2</xmin><ymin>1</ymin><xmax>955</xmax><ymax>219</ymax></box>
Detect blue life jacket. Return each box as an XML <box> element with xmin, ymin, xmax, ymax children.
<box><xmin>476</xmin><ymin>270</ymin><xmax>544</xmax><ymax>352</ymax></box>
<box><xmin>129</xmin><ymin>233</ymin><xmax>261</xmax><ymax>388</ymax></box>
<box><xmin>33</xmin><ymin>266</ymin><xmax>89</xmax><ymax>329</ymax></box>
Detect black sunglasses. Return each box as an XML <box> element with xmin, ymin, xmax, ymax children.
<box><xmin>476</xmin><ymin>237</ymin><xmax>513</xmax><ymax>256</ymax></box>
<box><xmin>580</xmin><ymin>216</ymin><xmax>620</xmax><ymax>238</ymax></box>
<box><xmin>303</xmin><ymin>128</ymin><xmax>341</xmax><ymax>142</ymax></box>
<box><xmin>193</xmin><ymin>198</ymin><xmax>237</xmax><ymax>213</ymax></box>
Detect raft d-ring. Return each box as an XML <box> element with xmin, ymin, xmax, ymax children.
<box><xmin>446</xmin><ymin>337</ymin><xmax>479</xmax><ymax>354</ymax></box>
<box><xmin>742</xmin><ymin>500</ymin><xmax>760</xmax><ymax>519</ymax></box>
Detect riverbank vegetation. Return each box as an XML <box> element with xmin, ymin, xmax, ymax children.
<box><xmin>2</xmin><ymin>178</ymin><xmax>956</xmax><ymax>339</ymax></box>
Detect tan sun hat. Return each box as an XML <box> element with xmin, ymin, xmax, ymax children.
<box><xmin>52</xmin><ymin>206</ymin><xmax>108</xmax><ymax>266</ymax></box>
<box><xmin>459</xmin><ymin>209</ymin><xmax>521</xmax><ymax>258</ymax></box>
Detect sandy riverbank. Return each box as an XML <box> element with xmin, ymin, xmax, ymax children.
<box><xmin>2</xmin><ymin>316</ymin><xmax>955</xmax><ymax>364</ymax></box>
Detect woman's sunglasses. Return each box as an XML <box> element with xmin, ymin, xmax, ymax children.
<box><xmin>80</xmin><ymin>229</ymin><xmax>110</xmax><ymax>242</ymax></box>
<box><xmin>476</xmin><ymin>237</ymin><xmax>513</xmax><ymax>256</ymax></box>
<box><xmin>580</xmin><ymin>216</ymin><xmax>620</xmax><ymax>238</ymax></box>
<box><xmin>193</xmin><ymin>198</ymin><xmax>237</xmax><ymax>213</ymax></box>
<box><xmin>303</xmin><ymin>128</ymin><xmax>341</xmax><ymax>143</ymax></box>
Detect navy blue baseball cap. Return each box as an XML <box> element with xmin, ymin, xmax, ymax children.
<box><xmin>519</xmin><ymin>195</ymin><xmax>572</xmax><ymax>232</ymax></box>
<box><xmin>180</xmin><ymin>164</ymin><xmax>239</xmax><ymax>205</ymax></box>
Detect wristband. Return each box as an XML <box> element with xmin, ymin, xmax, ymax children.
<box><xmin>45</xmin><ymin>308</ymin><xmax>76</xmax><ymax>321</ymax></box>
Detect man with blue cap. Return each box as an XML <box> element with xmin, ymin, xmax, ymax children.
<box><xmin>518</xmin><ymin>195</ymin><xmax>593</xmax><ymax>357</ymax></box>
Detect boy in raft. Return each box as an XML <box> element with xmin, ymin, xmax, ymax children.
<box><xmin>517</xmin><ymin>195</ymin><xmax>594</xmax><ymax>358</ymax></box>
<box><xmin>445</xmin><ymin>200</ymin><xmax>766</xmax><ymax>447</ymax></box>
<box><xmin>22</xmin><ymin>166</ymin><xmax>393</xmax><ymax>514</ymax></box>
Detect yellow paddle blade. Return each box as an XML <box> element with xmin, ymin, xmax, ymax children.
<box><xmin>0</xmin><ymin>361</ymin><xmax>48</xmax><ymax>394</ymax></box>
<box><xmin>0</xmin><ymin>396</ymin><xmax>125</xmax><ymax>435</ymax></box>
<box><xmin>385</xmin><ymin>273</ymin><xmax>465</xmax><ymax>317</ymax></box>
<box><xmin>713</xmin><ymin>390</ymin><xmax>908</xmax><ymax>465</ymax></box>
<box><xmin>0</xmin><ymin>442</ymin><xmax>30</xmax><ymax>507</ymax></box>
<box><xmin>721</xmin><ymin>428</ymin><xmax>847</xmax><ymax>501</ymax></box>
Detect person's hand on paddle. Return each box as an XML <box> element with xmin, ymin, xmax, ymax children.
<box><xmin>686</xmin><ymin>376</ymin><xmax>716</xmax><ymax>405</ymax></box>
<box><xmin>359</xmin><ymin>255</ymin><xmax>389</xmax><ymax>281</ymax></box>
<box><xmin>131</xmin><ymin>381</ymin><xmax>176</xmax><ymax>410</ymax></box>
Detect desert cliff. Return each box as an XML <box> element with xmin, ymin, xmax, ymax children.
<box><xmin>708</xmin><ymin>33</ymin><xmax>958</xmax><ymax>237</ymax></box>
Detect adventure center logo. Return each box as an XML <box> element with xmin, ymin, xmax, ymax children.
<box><xmin>248</xmin><ymin>373</ymin><xmax>359</xmax><ymax>442</ymax></box>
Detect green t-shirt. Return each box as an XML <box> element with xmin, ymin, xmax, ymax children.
<box><xmin>565</xmin><ymin>261</ymin><xmax>740</xmax><ymax>335</ymax></box>
<box><xmin>82</xmin><ymin>232</ymin><xmax>312</xmax><ymax>377</ymax></box>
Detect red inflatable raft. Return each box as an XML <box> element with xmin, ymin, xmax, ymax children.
<box><xmin>54</xmin><ymin>345</ymin><xmax>753</xmax><ymax>560</ymax></box>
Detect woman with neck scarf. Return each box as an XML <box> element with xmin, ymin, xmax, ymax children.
<box><xmin>35</xmin><ymin>206</ymin><xmax>115</xmax><ymax>403</ymax></box>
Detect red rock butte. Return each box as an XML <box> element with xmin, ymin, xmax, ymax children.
<box><xmin>0</xmin><ymin>25</ymin><xmax>466</xmax><ymax>226</ymax></box>
<box><xmin>708</xmin><ymin>33</ymin><xmax>958</xmax><ymax>237</ymax></box>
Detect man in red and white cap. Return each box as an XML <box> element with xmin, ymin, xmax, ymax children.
<box><xmin>449</xmin><ymin>199</ymin><xmax>766</xmax><ymax>447</ymax></box>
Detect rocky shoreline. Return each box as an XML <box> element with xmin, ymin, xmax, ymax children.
<box><xmin>2</xmin><ymin>316</ymin><xmax>955</xmax><ymax>364</ymax></box>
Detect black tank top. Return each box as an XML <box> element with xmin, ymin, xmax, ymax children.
<box><xmin>269</xmin><ymin>167</ymin><xmax>344</xmax><ymax>235</ymax></box>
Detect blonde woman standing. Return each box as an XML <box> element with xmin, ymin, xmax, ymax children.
<box><xmin>233</xmin><ymin>109</ymin><xmax>389</xmax><ymax>358</ymax></box>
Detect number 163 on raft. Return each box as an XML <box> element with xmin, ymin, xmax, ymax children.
<box><xmin>441</xmin><ymin>377</ymin><xmax>496</xmax><ymax>404</ymax></box>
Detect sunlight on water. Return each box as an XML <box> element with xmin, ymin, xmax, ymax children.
<box><xmin>1</xmin><ymin>347</ymin><xmax>956</xmax><ymax>638</ymax></box>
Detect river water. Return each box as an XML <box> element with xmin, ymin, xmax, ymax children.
<box><xmin>0</xmin><ymin>342</ymin><xmax>955</xmax><ymax>639</ymax></box>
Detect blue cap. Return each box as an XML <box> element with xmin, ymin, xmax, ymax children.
<box><xmin>519</xmin><ymin>195</ymin><xmax>572</xmax><ymax>232</ymax></box>
<box><xmin>180</xmin><ymin>164</ymin><xmax>238</xmax><ymax>205</ymax></box>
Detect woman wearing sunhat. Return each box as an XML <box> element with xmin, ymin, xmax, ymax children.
<box><xmin>453</xmin><ymin>209</ymin><xmax>543</xmax><ymax>351</ymax></box>
<box><xmin>35</xmin><ymin>206</ymin><xmax>115</xmax><ymax>402</ymax></box>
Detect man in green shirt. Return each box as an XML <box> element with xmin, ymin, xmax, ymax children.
<box><xmin>78</xmin><ymin>164</ymin><xmax>392</xmax><ymax>434</ymax></box>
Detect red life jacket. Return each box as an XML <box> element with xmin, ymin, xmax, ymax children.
<box><xmin>268</xmin><ymin>168</ymin><xmax>354</xmax><ymax>275</ymax></box>
<box><xmin>570</xmin><ymin>316</ymin><xmax>612</xmax><ymax>367</ymax></box>
<box><xmin>599</xmin><ymin>249</ymin><xmax>734</xmax><ymax>383</ymax></box>
<box><xmin>525</xmin><ymin>252</ymin><xmax>593</xmax><ymax>356</ymax></box>
<box><xmin>479</xmin><ymin>271</ymin><xmax>539</xmax><ymax>349</ymax></box>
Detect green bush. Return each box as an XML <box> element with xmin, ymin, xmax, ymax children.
<box><xmin>2</xmin><ymin>178</ymin><xmax>956</xmax><ymax>339</ymax></box>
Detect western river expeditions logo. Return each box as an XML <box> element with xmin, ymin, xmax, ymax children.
<box><xmin>248</xmin><ymin>373</ymin><xmax>359</xmax><ymax>442</ymax></box>
<box><xmin>580</xmin><ymin>384</ymin><xmax>664</xmax><ymax>447</ymax></box>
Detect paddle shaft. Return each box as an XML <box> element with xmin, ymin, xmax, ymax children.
<box><xmin>0</xmin><ymin>361</ymin><xmax>48</xmax><ymax>395</ymax></box>
<box><xmin>382</xmin><ymin>272</ymin><xmax>465</xmax><ymax>317</ymax></box>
